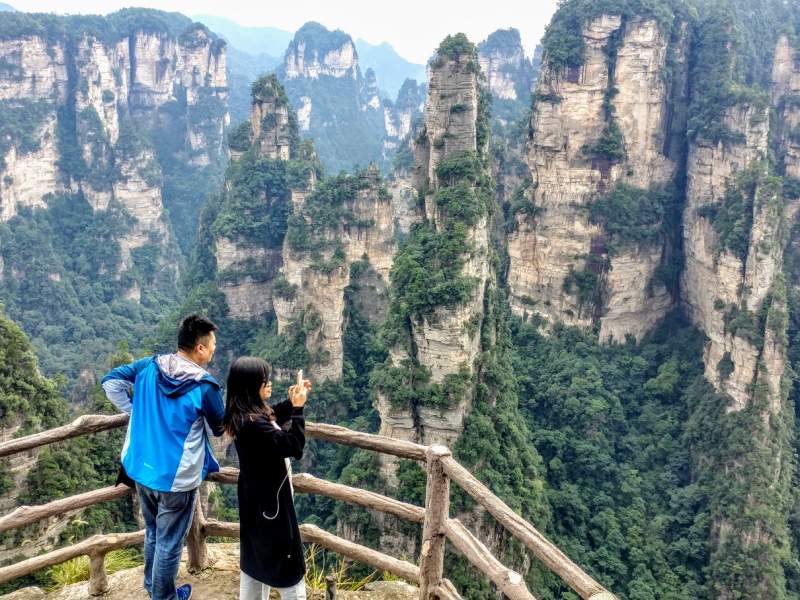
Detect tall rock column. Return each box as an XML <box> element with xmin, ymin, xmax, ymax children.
<box><xmin>508</xmin><ymin>16</ymin><xmax>686</xmax><ymax>342</ymax></box>
<box><xmin>375</xmin><ymin>36</ymin><xmax>492</xmax><ymax>459</ymax></box>
<box><xmin>213</xmin><ymin>76</ymin><xmax>296</xmax><ymax>319</ymax></box>
<box><xmin>681</xmin><ymin>15</ymin><xmax>798</xmax><ymax>598</ymax></box>
<box><xmin>372</xmin><ymin>35</ymin><xmax>548</xmax><ymax>576</ymax></box>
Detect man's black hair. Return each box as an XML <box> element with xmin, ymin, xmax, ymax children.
<box><xmin>177</xmin><ymin>313</ymin><xmax>218</xmax><ymax>352</ymax></box>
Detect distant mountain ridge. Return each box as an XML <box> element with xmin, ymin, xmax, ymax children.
<box><xmin>190</xmin><ymin>14</ymin><xmax>293</xmax><ymax>57</ymax></box>
<box><xmin>354</xmin><ymin>39</ymin><xmax>426</xmax><ymax>98</ymax></box>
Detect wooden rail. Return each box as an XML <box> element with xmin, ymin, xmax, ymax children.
<box><xmin>0</xmin><ymin>414</ymin><xmax>129</xmax><ymax>459</ymax></box>
<box><xmin>0</xmin><ymin>415</ymin><xmax>617</xmax><ymax>600</ymax></box>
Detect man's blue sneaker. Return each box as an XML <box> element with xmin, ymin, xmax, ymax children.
<box><xmin>176</xmin><ymin>584</ymin><xmax>192</xmax><ymax>600</ymax></box>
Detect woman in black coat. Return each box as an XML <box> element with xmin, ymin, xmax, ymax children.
<box><xmin>223</xmin><ymin>357</ymin><xmax>311</xmax><ymax>600</ymax></box>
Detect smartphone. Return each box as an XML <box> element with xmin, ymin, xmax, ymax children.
<box><xmin>297</xmin><ymin>369</ymin><xmax>303</xmax><ymax>387</ymax></box>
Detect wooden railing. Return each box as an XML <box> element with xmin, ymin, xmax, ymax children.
<box><xmin>0</xmin><ymin>415</ymin><xmax>617</xmax><ymax>600</ymax></box>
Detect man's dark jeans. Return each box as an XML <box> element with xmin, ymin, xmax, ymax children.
<box><xmin>136</xmin><ymin>482</ymin><xmax>197</xmax><ymax>600</ymax></box>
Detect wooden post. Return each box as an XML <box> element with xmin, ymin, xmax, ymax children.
<box><xmin>186</xmin><ymin>494</ymin><xmax>208</xmax><ymax>573</ymax></box>
<box><xmin>419</xmin><ymin>445</ymin><xmax>451</xmax><ymax>600</ymax></box>
<box><xmin>88</xmin><ymin>551</ymin><xmax>108</xmax><ymax>596</ymax></box>
<box><xmin>325</xmin><ymin>572</ymin><xmax>338</xmax><ymax>600</ymax></box>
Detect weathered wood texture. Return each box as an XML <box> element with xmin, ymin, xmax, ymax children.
<box><xmin>294</xmin><ymin>473</ymin><xmax>425</xmax><ymax>523</ymax></box>
<box><xmin>187</xmin><ymin>497</ymin><xmax>209</xmax><ymax>573</ymax></box>
<box><xmin>203</xmin><ymin>520</ymin><xmax>239</xmax><ymax>538</ymax></box>
<box><xmin>431</xmin><ymin>580</ymin><xmax>464</xmax><ymax>600</ymax></box>
<box><xmin>419</xmin><ymin>446</ymin><xmax>451</xmax><ymax>600</ymax></box>
<box><xmin>445</xmin><ymin>519</ymin><xmax>536</xmax><ymax>600</ymax></box>
<box><xmin>0</xmin><ymin>420</ymin><xmax>426</xmax><ymax>462</ymax></box>
<box><xmin>0</xmin><ymin>416</ymin><xmax>616</xmax><ymax>600</ymax></box>
<box><xmin>0</xmin><ymin>531</ymin><xmax>144</xmax><ymax>584</ymax></box>
<box><xmin>0</xmin><ymin>414</ymin><xmax>129</xmax><ymax>459</ymax></box>
<box><xmin>306</xmin><ymin>423</ymin><xmax>427</xmax><ymax>461</ymax></box>
<box><xmin>299</xmin><ymin>524</ymin><xmax>421</xmax><ymax>583</ymax></box>
<box><xmin>206</xmin><ymin>466</ymin><xmax>239</xmax><ymax>484</ymax></box>
<box><xmin>88</xmin><ymin>552</ymin><xmax>108</xmax><ymax>596</ymax></box>
<box><xmin>206</xmin><ymin>470</ymin><xmax>426</xmax><ymax>522</ymax></box>
<box><xmin>441</xmin><ymin>456</ymin><xmax>613</xmax><ymax>600</ymax></box>
<box><xmin>0</xmin><ymin>484</ymin><xmax>134</xmax><ymax>534</ymax></box>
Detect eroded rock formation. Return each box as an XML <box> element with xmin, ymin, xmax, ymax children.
<box><xmin>508</xmin><ymin>16</ymin><xmax>686</xmax><ymax>342</ymax></box>
<box><xmin>0</xmin><ymin>21</ymin><xmax>228</xmax><ymax>284</ymax></box>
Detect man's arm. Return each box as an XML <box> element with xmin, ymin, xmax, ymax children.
<box><xmin>201</xmin><ymin>383</ymin><xmax>225</xmax><ymax>437</ymax></box>
<box><xmin>100</xmin><ymin>357</ymin><xmax>152</xmax><ymax>415</ymax></box>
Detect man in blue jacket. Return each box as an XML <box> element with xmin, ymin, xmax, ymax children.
<box><xmin>102</xmin><ymin>313</ymin><xmax>224</xmax><ymax>600</ymax></box>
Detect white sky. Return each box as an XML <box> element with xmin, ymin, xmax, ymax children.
<box><xmin>18</xmin><ymin>0</ymin><xmax>558</xmax><ymax>64</ymax></box>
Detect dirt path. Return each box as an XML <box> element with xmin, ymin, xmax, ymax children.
<box><xmin>2</xmin><ymin>544</ymin><xmax>419</xmax><ymax>600</ymax></box>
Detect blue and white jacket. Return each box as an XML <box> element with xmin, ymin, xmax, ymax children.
<box><xmin>101</xmin><ymin>354</ymin><xmax>225</xmax><ymax>493</ymax></box>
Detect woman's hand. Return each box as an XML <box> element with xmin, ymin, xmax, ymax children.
<box><xmin>288</xmin><ymin>379</ymin><xmax>311</xmax><ymax>408</ymax></box>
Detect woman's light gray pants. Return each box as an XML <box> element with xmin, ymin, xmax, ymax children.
<box><xmin>240</xmin><ymin>570</ymin><xmax>308</xmax><ymax>600</ymax></box>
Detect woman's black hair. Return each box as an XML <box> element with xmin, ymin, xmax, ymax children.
<box><xmin>223</xmin><ymin>356</ymin><xmax>275</xmax><ymax>438</ymax></box>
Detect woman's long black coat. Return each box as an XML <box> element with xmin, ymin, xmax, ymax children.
<box><xmin>234</xmin><ymin>399</ymin><xmax>306</xmax><ymax>587</ymax></box>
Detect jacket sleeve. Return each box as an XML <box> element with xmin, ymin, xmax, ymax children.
<box><xmin>200</xmin><ymin>383</ymin><xmax>225</xmax><ymax>437</ymax></box>
<box><xmin>100</xmin><ymin>357</ymin><xmax>152</xmax><ymax>415</ymax></box>
<box><xmin>270</xmin><ymin>398</ymin><xmax>294</xmax><ymax>425</ymax></box>
<box><xmin>250</xmin><ymin>411</ymin><xmax>306</xmax><ymax>460</ymax></box>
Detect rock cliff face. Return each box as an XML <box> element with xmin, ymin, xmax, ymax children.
<box><xmin>0</xmin><ymin>19</ymin><xmax>228</xmax><ymax>280</ymax></box>
<box><xmin>382</xmin><ymin>79</ymin><xmax>425</xmax><ymax>160</ymax></box>
<box><xmin>285</xmin><ymin>38</ymin><xmax>358</xmax><ymax>81</ymax></box>
<box><xmin>278</xmin><ymin>22</ymin><xmax>390</xmax><ymax>174</ymax></box>
<box><xmin>275</xmin><ymin>164</ymin><xmax>395</xmax><ymax>382</ymax></box>
<box><xmin>508</xmin><ymin>16</ymin><xmax>684</xmax><ymax>342</ymax></box>
<box><xmin>213</xmin><ymin>76</ymin><xmax>296</xmax><ymax>319</ymax></box>
<box><xmin>519</xmin><ymin>5</ymin><xmax>798</xmax><ymax>596</ymax></box>
<box><xmin>375</xmin><ymin>43</ymin><xmax>493</xmax><ymax>467</ymax></box>
<box><xmin>477</xmin><ymin>29</ymin><xmax>535</xmax><ymax>101</ymax></box>
<box><xmin>0</xmin><ymin>11</ymin><xmax>230</xmax><ymax>566</ymax></box>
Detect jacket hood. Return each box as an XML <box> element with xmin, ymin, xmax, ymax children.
<box><xmin>155</xmin><ymin>354</ymin><xmax>220</xmax><ymax>398</ymax></box>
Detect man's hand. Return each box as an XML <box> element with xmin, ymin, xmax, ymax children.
<box><xmin>288</xmin><ymin>379</ymin><xmax>311</xmax><ymax>408</ymax></box>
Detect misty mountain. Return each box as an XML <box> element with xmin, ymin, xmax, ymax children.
<box><xmin>190</xmin><ymin>14</ymin><xmax>293</xmax><ymax>57</ymax></box>
<box><xmin>354</xmin><ymin>38</ymin><xmax>426</xmax><ymax>98</ymax></box>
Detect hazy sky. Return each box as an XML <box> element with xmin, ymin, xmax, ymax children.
<box><xmin>19</xmin><ymin>0</ymin><xmax>558</xmax><ymax>64</ymax></box>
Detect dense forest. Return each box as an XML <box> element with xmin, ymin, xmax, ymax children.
<box><xmin>5</xmin><ymin>1</ymin><xmax>800</xmax><ymax>599</ymax></box>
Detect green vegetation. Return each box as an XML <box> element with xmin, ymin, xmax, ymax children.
<box><xmin>541</xmin><ymin>0</ymin><xmax>688</xmax><ymax>74</ymax></box>
<box><xmin>583</xmin><ymin>120</ymin><xmax>626</xmax><ymax>162</ymax></box>
<box><xmin>150</xmin><ymin>83</ymin><xmax>228</xmax><ymax>255</ymax></box>
<box><xmin>0</xmin><ymin>193</ymin><xmax>179</xmax><ymax>388</ymax></box>
<box><xmin>0</xmin><ymin>336</ymin><xmax>140</xmax><ymax>595</ymax></box>
<box><xmin>47</xmin><ymin>548</ymin><xmax>143</xmax><ymax>589</ymax></box>
<box><xmin>369</xmin><ymin>80</ymin><xmax>553</xmax><ymax>593</ymax></box>
<box><xmin>435</xmin><ymin>33</ymin><xmax>477</xmax><ymax>61</ymax></box>
<box><xmin>289</xmin><ymin>22</ymin><xmax>352</xmax><ymax>61</ymax></box>
<box><xmin>478</xmin><ymin>28</ymin><xmax>524</xmax><ymax>55</ymax></box>
<box><xmin>0</xmin><ymin>9</ymin><xmax>203</xmax><ymax>48</ymax></box>
<box><xmin>562</xmin><ymin>264</ymin><xmax>600</xmax><ymax>305</ymax></box>
<box><xmin>0</xmin><ymin>99</ymin><xmax>54</xmax><ymax>169</ymax></box>
<box><xmin>0</xmin><ymin>306</ymin><xmax>66</xmax><ymax>432</ymax></box>
<box><xmin>687</xmin><ymin>0</ymin><xmax>788</xmax><ymax>145</ymax></box>
<box><xmin>588</xmin><ymin>183</ymin><xmax>680</xmax><ymax>253</ymax></box>
<box><xmin>513</xmin><ymin>314</ymin><xmax>711</xmax><ymax>598</ymax></box>
<box><xmin>252</xmin><ymin>74</ymin><xmax>290</xmax><ymax>105</ymax></box>
<box><xmin>696</xmin><ymin>161</ymin><xmax>781</xmax><ymax>262</ymax></box>
<box><xmin>286</xmin><ymin>168</ymin><xmax>387</xmax><ymax>254</ymax></box>
<box><xmin>280</xmin><ymin>72</ymin><xmax>386</xmax><ymax>174</ymax></box>
<box><xmin>211</xmin><ymin>152</ymin><xmax>292</xmax><ymax>249</ymax></box>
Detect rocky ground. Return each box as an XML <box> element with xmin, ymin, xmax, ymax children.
<box><xmin>1</xmin><ymin>544</ymin><xmax>419</xmax><ymax>600</ymax></box>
